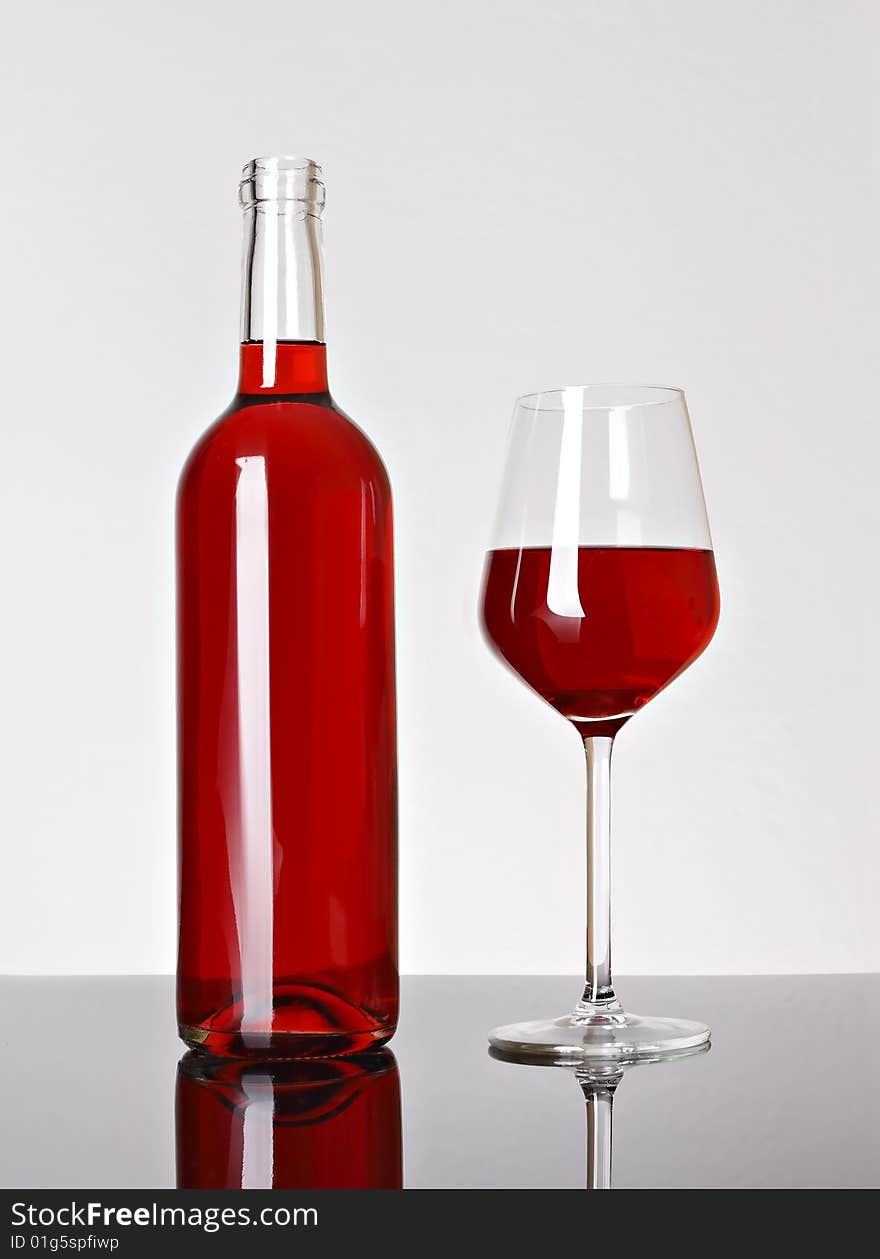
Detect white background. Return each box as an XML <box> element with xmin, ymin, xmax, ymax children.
<box><xmin>2</xmin><ymin>0</ymin><xmax>876</xmax><ymax>976</ymax></box>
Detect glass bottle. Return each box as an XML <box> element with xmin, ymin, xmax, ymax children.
<box><xmin>176</xmin><ymin>157</ymin><xmax>398</xmax><ymax>1057</ymax></box>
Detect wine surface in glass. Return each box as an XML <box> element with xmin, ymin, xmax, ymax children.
<box><xmin>482</xmin><ymin>546</ymin><xmax>719</xmax><ymax>737</ymax></box>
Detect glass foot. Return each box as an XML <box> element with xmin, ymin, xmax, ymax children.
<box><xmin>489</xmin><ymin>1003</ymin><xmax>710</xmax><ymax>1065</ymax></box>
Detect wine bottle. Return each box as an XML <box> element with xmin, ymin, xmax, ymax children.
<box><xmin>176</xmin><ymin>157</ymin><xmax>398</xmax><ymax>1057</ymax></box>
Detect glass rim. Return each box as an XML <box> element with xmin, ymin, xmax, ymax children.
<box><xmin>515</xmin><ymin>383</ymin><xmax>685</xmax><ymax>412</ymax></box>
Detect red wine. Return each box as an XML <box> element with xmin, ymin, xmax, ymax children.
<box><xmin>176</xmin><ymin>1051</ymin><xmax>402</xmax><ymax>1189</ymax></box>
<box><xmin>177</xmin><ymin>160</ymin><xmax>397</xmax><ymax>1058</ymax></box>
<box><xmin>178</xmin><ymin>343</ymin><xmax>397</xmax><ymax>1056</ymax></box>
<box><xmin>482</xmin><ymin>547</ymin><xmax>719</xmax><ymax>737</ymax></box>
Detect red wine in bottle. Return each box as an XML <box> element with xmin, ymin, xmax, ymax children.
<box><xmin>482</xmin><ymin>546</ymin><xmax>719</xmax><ymax>737</ymax></box>
<box><xmin>177</xmin><ymin>158</ymin><xmax>398</xmax><ymax>1057</ymax></box>
<box><xmin>176</xmin><ymin>1051</ymin><xmax>402</xmax><ymax>1189</ymax></box>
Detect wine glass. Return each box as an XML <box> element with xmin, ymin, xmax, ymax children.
<box><xmin>481</xmin><ymin>385</ymin><xmax>720</xmax><ymax>1062</ymax></box>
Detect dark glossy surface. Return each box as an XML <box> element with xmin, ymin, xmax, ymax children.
<box><xmin>0</xmin><ymin>975</ymin><xmax>877</xmax><ymax>1188</ymax></box>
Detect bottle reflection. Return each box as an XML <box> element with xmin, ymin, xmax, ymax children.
<box><xmin>176</xmin><ymin>1050</ymin><xmax>401</xmax><ymax>1189</ymax></box>
<box><xmin>491</xmin><ymin>1044</ymin><xmax>709</xmax><ymax>1189</ymax></box>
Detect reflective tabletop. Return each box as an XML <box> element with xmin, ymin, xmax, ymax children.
<box><xmin>1</xmin><ymin>975</ymin><xmax>877</xmax><ymax>1189</ymax></box>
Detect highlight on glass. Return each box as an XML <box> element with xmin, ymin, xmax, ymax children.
<box><xmin>481</xmin><ymin>384</ymin><xmax>720</xmax><ymax>1062</ymax></box>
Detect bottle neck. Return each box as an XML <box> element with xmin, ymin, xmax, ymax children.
<box><xmin>238</xmin><ymin>199</ymin><xmax>327</xmax><ymax>394</ymax></box>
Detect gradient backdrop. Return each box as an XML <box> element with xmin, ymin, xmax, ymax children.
<box><xmin>1</xmin><ymin>0</ymin><xmax>876</xmax><ymax>975</ymax></box>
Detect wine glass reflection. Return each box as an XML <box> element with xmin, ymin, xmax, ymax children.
<box><xmin>176</xmin><ymin>1050</ymin><xmax>401</xmax><ymax>1189</ymax></box>
<box><xmin>490</xmin><ymin>1042</ymin><xmax>709</xmax><ymax>1189</ymax></box>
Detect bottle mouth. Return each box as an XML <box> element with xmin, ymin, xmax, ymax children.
<box><xmin>239</xmin><ymin>156</ymin><xmax>325</xmax><ymax>213</ymax></box>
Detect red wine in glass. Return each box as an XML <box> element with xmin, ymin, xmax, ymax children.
<box><xmin>482</xmin><ymin>546</ymin><xmax>720</xmax><ymax>738</ymax></box>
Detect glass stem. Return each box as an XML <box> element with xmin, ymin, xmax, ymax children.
<box><xmin>580</xmin><ymin>736</ymin><xmax>618</xmax><ymax>1008</ymax></box>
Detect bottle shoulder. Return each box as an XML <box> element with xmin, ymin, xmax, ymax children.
<box><xmin>178</xmin><ymin>393</ymin><xmax>392</xmax><ymax>501</ymax></box>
